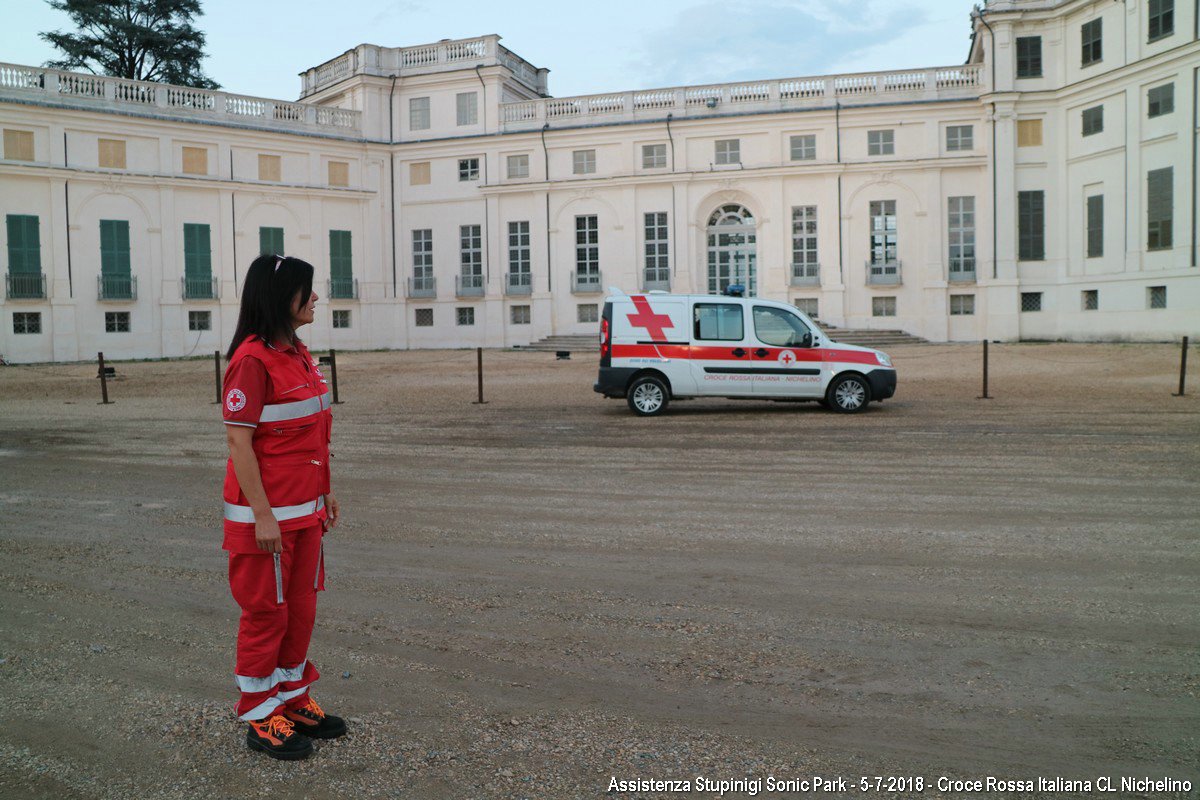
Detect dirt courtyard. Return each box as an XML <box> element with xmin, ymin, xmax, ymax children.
<box><xmin>0</xmin><ymin>342</ymin><xmax>1197</xmax><ymax>799</ymax></box>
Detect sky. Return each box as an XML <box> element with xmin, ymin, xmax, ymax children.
<box><xmin>1</xmin><ymin>0</ymin><xmax>976</xmax><ymax>101</ymax></box>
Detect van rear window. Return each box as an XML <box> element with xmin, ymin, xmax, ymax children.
<box><xmin>694</xmin><ymin>303</ymin><xmax>743</xmax><ymax>341</ymax></box>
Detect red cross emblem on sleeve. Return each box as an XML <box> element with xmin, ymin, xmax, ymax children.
<box><xmin>626</xmin><ymin>295</ymin><xmax>675</xmax><ymax>342</ymax></box>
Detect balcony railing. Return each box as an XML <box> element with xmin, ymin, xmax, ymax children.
<box><xmin>505</xmin><ymin>271</ymin><xmax>532</xmax><ymax>295</ymax></box>
<box><xmin>571</xmin><ymin>270</ymin><xmax>603</xmax><ymax>294</ymax></box>
<box><xmin>790</xmin><ymin>263</ymin><xmax>820</xmax><ymax>286</ymax></box>
<box><xmin>0</xmin><ymin>62</ymin><xmax>361</xmax><ymax>135</ymax></box>
<box><xmin>500</xmin><ymin>64</ymin><xmax>985</xmax><ymax>132</ymax></box>
<box><xmin>98</xmin><ymin>274</ymin><xmax>137</xmax><ymax>300</ymax></box>
<box><xmin>6</xmin><ymin>272</ymin><xmax>46</xmax><ymax>299</ymax></box>
<box><xmin>866</xmin><ymin>260</ymin><xmax>902</xmax><ymax>286</ymax></box>
<box><xmin>328</xmin><ymin>276</ymin><xmax>358</xmax><ymax>300</ymax></box>
<box><xmin>456</xmin><ymin>273</ymin><xmax>485</xmax><ymax>297</ymax></box>
<box><xmin>407</xmin><ymin>275</ymin><xmax>436</xmax><ymax>298</ymax></box>
<box><xmin>182</xmin><ymin>275</ymin><xmax>217</xmax><ymax>300</ymax></box>
<box><xmin>949</xmin><ymin>259</ymin><xmax>976</xmax><ymax>283</ymax></box>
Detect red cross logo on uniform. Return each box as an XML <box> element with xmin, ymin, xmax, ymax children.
<box><xmin>626</xmin><ymin>295</ymin><xmax>675</xmax><ymax>341</ymax></box>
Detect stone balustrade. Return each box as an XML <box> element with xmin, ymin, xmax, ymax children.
<box><xmin>500</xmin><ymin>65</ymin><xmax>985</xmax><ymax>130</ymax></box>
<box><xmin>0</xmin><ymin>63</ymin><xmax>362</xmax><ymax>135</ymax></box>
<box><xmin>300</xmin><ymin>36</ymin><xmax>548</xmax><ymax>98</ymax></box>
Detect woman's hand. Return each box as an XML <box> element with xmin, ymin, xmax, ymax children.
<box><xmin>255</xmin><ymin>513</ymin><xmax>282</xmax><ymax>553</ymax></box>
<box><xmin>324</xmin><ymin>493</ymin><xmax>340</xmax><ymax>530</ymax></box>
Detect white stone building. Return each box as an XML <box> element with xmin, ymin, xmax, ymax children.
<box><xmin>0</xmin><ymin>0</ymin><xmax>1195</xmax><ymax>363</ymax></box>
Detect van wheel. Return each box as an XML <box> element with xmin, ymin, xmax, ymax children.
<box><xmin>627</xmin><ymin>375</ymin><xmax>669</xmax><ymax>416</ymax></box>
<box><xmin>826</xmin><ymin>374</ymin><xmax>870</xmax><ymax>413</ymax></box>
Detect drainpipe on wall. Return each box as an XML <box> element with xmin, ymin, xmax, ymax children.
<box><xmin>230</xmin><ymin>157</ymin><xmax>238</xmax><ymax>293</ymax></box>
<box><xmin>474</xmin><ymin>66</ymin><xmax>490</xmax><ymax>283</ymax></box>
<box><xmin>389</xmin><ymin>74</ymin><xmax>399</xmax><ymax>298</ymax></box>
<box><xmin>63</xmin><ymin>132</ymin><xmax>73</xmax><ymax>299</ymax></box>
<box><xmin>977</xmin><ymin>7</ymin><xmax>999</xmax><ymax>281</ymax></box>
<box><xmin>541</xmin><ymin>123</ymin><xmax>552</xmax><ymax>292</ymax></box>
<box><xmin>667</xmin><ymin>113</ymin><xmax>677</xmax><ymax>281</ymax></box>
<box><xmin>835</xmin><ymin>102</ymin><xmax>843</xmax><ymax>295</ymax></box>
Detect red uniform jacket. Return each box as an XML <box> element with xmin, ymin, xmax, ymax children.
<box><xmin>222</xmin><ymin>336</ymin><xmax>331</xmax><ymax>552</ymax></box>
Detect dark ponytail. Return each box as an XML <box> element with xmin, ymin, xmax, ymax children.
<box><xmin>227</xmin><ymin>254</ymin><xmax>315</xmax><ymax>359</ymax></box>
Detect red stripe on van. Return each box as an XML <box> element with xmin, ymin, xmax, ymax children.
<box><xmin>612</xmin><ymin>344</ymin><xmax>884</xmax><ymax>366</ymax></box>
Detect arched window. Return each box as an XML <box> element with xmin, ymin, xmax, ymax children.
<box><xmin>706</xmin><ymin>204</ymin><xmax>757</xmax><ymax>295</ymax></box>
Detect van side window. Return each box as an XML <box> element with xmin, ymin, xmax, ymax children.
<box><xmin>753</xmin><ymin>306</ymin><xmax>810</xmax><ymax>347</ymax></box>
<box><xmin>694</xmin><ymin>303</ymin><xmax>743</xmax><ymax>340</ymax></box>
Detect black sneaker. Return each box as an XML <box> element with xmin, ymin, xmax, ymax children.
<box><xmin>246</xmin><ymin>714</ymin><xmax>314</xmax><ymax>760</ymax></box>
<box><xmin>283</xmin><ymin>698</ymin><xmax>348</xmax><ymax>740</ymax></box>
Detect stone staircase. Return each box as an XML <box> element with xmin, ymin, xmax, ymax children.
<box><xmin>817</xmin><ymin>325</ymin><xmax>928</xmax><ymax>347</ymax></box>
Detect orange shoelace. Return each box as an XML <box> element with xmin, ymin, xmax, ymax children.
<box><xmin>255</xmin><ymin>714</ymin><xmax>296</xmax><ymax>737</ymax></box>
<box><xmin>300</xmin><ymin>698</ymin><xmax>325</xmax><ymax>718</ymax></box>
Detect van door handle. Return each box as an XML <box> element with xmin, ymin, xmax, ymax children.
<box><xmin>754</xmin><ymin>348</ymin><xmax>769</xmax><ymax>358</ymax></box>
<box><xmin>731</xmin><ymin>348</ymin><xmax>746</xmax><ymax>358</ymax></box>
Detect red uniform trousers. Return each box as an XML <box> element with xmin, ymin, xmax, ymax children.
<box><xmin>229</xmin><ymin>522</ymin><xmax>325</xmax><ymax>720</ymax></box>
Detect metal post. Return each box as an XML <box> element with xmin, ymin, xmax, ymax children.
<box><xmin>213</xmin><ymin>350</ymin><xmax>222</xmax><ymax>404</ymax></box>
<box><xmin>329</xmin><ymin>348</ymin><xmax>341</xmax><ymax>404</ymax></box>
<box><xmin>1174</xmin><ymin>336</ymin><xmax>1189</xmax><ymax>397</ymax></box>
<box><xmin>97</xmin><ymin>351</ymin><xmax>111</xmax><ymax>404</ymax></box>
<box><xmin>473</xmin><ymin>347</ymin><xmax>486</xmax><ymax>405</ymax></box>
<box><xmin>978</xmin><ymin>340</ymin><xmax>991</xmax><ymax>400</ymax></box>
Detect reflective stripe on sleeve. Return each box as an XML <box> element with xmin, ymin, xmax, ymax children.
<box><xmin>258</xmin><ymin>390</ymin><xmax>332</xmax><ymax>423</ymax></box>
<box><xmin>224</xmin><ymin>496</ymin><xmax>325</xmax><ymax>525</ymax></box>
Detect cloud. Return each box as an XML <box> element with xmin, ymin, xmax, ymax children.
<box><xmin>624</xmin><ymin>0</ymin><xmax>946</xmax><ymax>90</ymax></box>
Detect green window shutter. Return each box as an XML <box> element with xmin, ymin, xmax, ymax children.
<box><xmin>259</xmin><ymin>227</ymin><xmax>284</xmax><ymax>256</ymax></box>
<box><xmin>100</xmin><ymin>219</ymin><xmax>131</xmax><ymax>276</ymax></box>
<box><xmin>329</xmin><ymin>230</ymin><xmax>352</xmax><ymax>279</ymax></box>
<box><xmin>7</xmin><ymin>215</ymin><xmax>41</xmax><ymax>274</ymax></box>
<box><xmin>183</xmin><ymin>223</ymin><xmax>212</xmax><ymax>278</ymax></box>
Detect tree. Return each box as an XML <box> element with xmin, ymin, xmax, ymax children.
<box><xmin>41</xmin><ymin>0</ymin><xmax>219</xmax><ymax>89</ymax></box>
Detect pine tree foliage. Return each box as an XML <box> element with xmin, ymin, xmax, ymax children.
<box><xmin>41</xmin><ymin>0</ymin><xmax>219</xmax><ymax>89</ymax></box>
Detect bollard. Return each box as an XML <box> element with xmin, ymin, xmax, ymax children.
<box><xmin>213</xmin><ymin>350</ymin><xmax>222</xmax><ymax>404</ymax></box>
<box><xmin>329</xmin><ymin>348</ymin><xmax>341</xmax><ymax>404</ymax></box>
<box><xmin>977</xmin><ymin>340</ymin><xmax>991</xmax><ymax>400</ymax></box>
<box><xmin>1174</xmin><ymin>336</ymin><xmax>1189</xmax><ymax>397</ymax></box>
<box><xmin>472</xmin><ymin>347</ymin><xmax>486</xmax><ymax>405</ymax></box>
<box><xmin>97</xmin><ymin>351</ymin><xmax>112</xmax><ymax>404</ymax></box>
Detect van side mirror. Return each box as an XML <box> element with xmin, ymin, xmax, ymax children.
<box><xmin>801</xmin><ymin>331</ymin><xmax>813</xmax><ymax>348</ymax></box>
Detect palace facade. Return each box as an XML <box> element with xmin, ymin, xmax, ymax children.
<box><xmin>0</xmin><ymin>0</ymin><xmax>1196</xmax><ymax>362</ymax></box>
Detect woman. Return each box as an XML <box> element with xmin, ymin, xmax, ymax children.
<box><xmin>221</xmin><ymin>253</ymin><xmax>347</xmax><ymax>759</ymax></box>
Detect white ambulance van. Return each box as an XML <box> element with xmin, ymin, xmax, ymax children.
<box><xmin>594</xmin><ymin>288</ymin><xmax>896</xmax><ymax>416</ymax></box>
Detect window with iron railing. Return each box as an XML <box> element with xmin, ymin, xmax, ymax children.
<box><xmin>183</xmin><ymin>222</ymin><xmax>213</xmax><ymax>298</ymax></box>
<box><xmin>329</xmin><ymin>230</ymin><xmax>354</xmax><ymax>298</ymax></box>
<box><xmin>6</xmin><ymin>214</ymin><xmax>44</xmax><ymax>298</ymax></box>
<box><xmin>100</xmin><ymin>219</ymin><xmax>134</xmax><ymax>298</ymax></box>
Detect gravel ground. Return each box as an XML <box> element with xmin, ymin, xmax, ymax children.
<box><xmin>0</xmin><ymin>342</ymin><xmax>1197</xmax><ymax>799</ymax></box>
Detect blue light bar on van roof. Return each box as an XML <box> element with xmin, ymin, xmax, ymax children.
<box><xmin>723</xmin><ymin>284</ymin><xmax>745</xmax><ymax>297</ymax></box>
